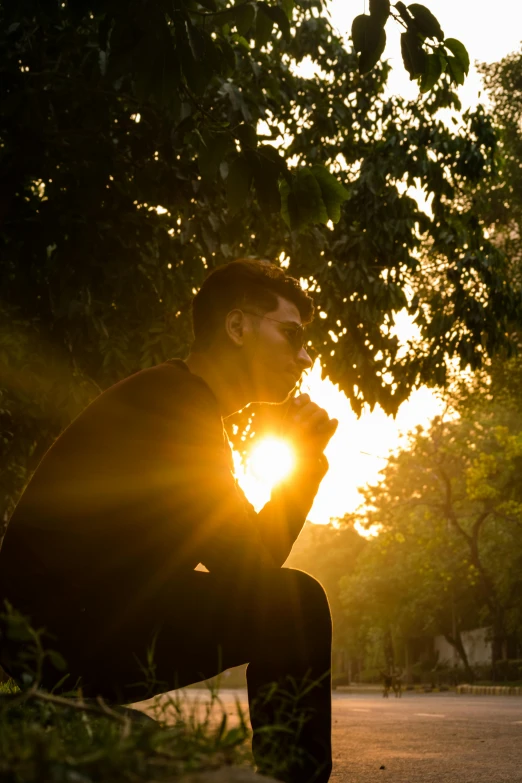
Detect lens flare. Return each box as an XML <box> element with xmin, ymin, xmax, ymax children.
<box><xmin>249</xmin><ymin>437</ymin><xmax>294</xmax><ymax>486</ymax></box>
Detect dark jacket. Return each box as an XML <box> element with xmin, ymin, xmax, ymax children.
<box><xmin>0</xmin><ymin>360</ymin><xmax>325</xmax><ymax>621</ymax></box>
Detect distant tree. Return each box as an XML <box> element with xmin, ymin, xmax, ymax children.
<box><xmin>285</xmin><ymin>520</ymin><xmax>367</xmax><ymax>656</ymax></box>
<box><xmin>341</xmin><ymin>392</ymin><xmax>522</xmax><ymax>676</ymax></box>
<box><xmin>477</xmin><ymin>46</ymin><xmax>522</xmax><ymax>286</ymax></box>
<box><xmin>0</xmin><ymin>1</ymin><xmax>518</xmax><ymax>525</ymax></box>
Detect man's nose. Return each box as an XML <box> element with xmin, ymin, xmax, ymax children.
<box><xmin>297</xmin><ymin>347</ymin><xmax>313</xmax><ymax>370</ymax></box>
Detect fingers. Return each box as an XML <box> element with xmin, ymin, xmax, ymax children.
<box><xmin>318</xmin><ymin>417</ymin><xmax>338</xmax><ymax>435</ymax></box>
<box><xmin>291</xmin><ymin>399</ymin><xmax>337</xmax><ymax>432</ymax></box>
<box><xmin>292</xmin><ymin>397</ymin><xmax>327</xmax><ymax>425</ymax></box>
<box><xmin>306</xmin><ymin>408</ymin><xmax>331</xmax><ymax>431</ymax></box>
<box><xmin>292</xmin><ymin>393</ymin><xmax>310</xmax><ymax>408</ymax></box>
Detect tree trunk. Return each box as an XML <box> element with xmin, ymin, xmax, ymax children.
<box><xmin>404</xmin><ymin>638</ymin><xmax>413</xmax><ymax>685</ymax></box>
<box><xmin>383</xmin><ymin>626</ymin><xmax>395</xmax><ymax>670</ymax></box>
<box><xmin>444</xmin><ymin>631</ymin><xmax>475</xmax><ymax>683</ymax></box>
<box><xmin>491</xmin><ymin>612</ymin><xmax>506</xmax><ymax>681</ymax></box>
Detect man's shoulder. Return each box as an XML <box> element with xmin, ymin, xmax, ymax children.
<box><xmin>105</xmin><ymin>359</ymin><xmax>218</xmax><ymax>414</ymax></box>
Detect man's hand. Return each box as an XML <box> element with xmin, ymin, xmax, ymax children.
<box><xmin>283</xmin><ymin>393</ymin><xmax>338</xmax><ymax>458</ymax></box>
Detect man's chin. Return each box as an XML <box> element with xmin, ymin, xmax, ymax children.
<box><xmin>252</xmin><ymin>384</ymin><xmax>296</xmax><ymax>405</ymax></box>
<box><xmin>269</xmin><ymin>384</ymin><xmax>297</xmax><ymax>405</ymax></box>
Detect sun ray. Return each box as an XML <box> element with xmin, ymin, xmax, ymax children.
<box><xmin>233</xmin><ymin>358</ymin><xmax>445</xmax><ymax>526</ymax></box>
<box><xmin>249</xmin><ymin>437</ymin><xmax>294</xmax><ymax>486</ymax></box>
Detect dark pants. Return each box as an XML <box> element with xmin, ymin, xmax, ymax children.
<box><xmin>4</xmin><ymin>566</ymin><xmax>332</xmax><ymax>783</ymax></box>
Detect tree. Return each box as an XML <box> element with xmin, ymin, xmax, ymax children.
<box><xmin>476</xmin><ymin>46</ymin><xmax>522</xmax><ymax>286</ymax></box>
<box><xmin>341</xmin><ymin>392</ymin><xmax>522</xmax><ymax>676</ymax></box>
<box><xmin>0</xmin><ymin>1</ymin><xmax>519</xmax><ymax>524</ymax></box>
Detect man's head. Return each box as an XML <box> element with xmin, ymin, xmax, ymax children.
<box><xmin>191</xmin><ymin>259</ymin><xmax>314</xmax><ymax>403</ymax></box>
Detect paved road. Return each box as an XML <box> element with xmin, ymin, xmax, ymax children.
<box><xmin>157</xmin><ymin>689</ymin><xmax>522</xmax><ymax>783</ymax></box>
<box><xmin>328</xmin><ymin>691</ymin><xmax>522</xmax><ymax>783</ymax></box>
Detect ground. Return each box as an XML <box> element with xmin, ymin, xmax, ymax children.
<box><xmin>135</xmin><ymin>689</ymin><xmax>522</xmax><ymax>783</ymax></box>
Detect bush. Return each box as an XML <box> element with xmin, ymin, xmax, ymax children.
<box><xmin>492</xmin><ymin>659</ymin><xmax>522</xmax><ymax>682</ymax></box>
<box><xmin>357</xmin><ymin>668</ymin><xmax>382</xmax><ymax>684</ymax></box>
<box><xmin>0</xmin><ymin>604</ymin><xmax>255</xmax><ymax>781</ymax></box>
<box><xmin>331</xmin><ymin>674</ymin><xmax>350</xmax><ymax>689</ymax></box>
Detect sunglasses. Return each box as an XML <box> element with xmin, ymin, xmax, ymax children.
<box><xmin>243</xmin><ymin>311</ymin><xmax>306</xmax><ymax>352</ymax></box>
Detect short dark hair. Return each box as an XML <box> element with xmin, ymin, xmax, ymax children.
<box><xmin>191</xmin><ymin>258</ymin><xmax>314</xmax><ymax>351</ymax></box>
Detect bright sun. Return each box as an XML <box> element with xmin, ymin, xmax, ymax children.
<box><xmin>249</xmin><ymin>437</ymin><xmax>295</xmax><ymax>486</ymax></box>
<box><xmin>232</xmin><ymin>358</ymin><xmax>445</xmax><ymax>527</ymax></box>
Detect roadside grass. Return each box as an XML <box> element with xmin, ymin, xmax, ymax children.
<box><xmin>1</xmin><ymin>603</ymin><xmax>325</xmax><ymax>782</ymax></box>
<box><xmin>0</xmin><ymin>676</ymin><xmax>255</xmax><ymax>782</ymax></box>
<box><xmin>475</xmin><ymin>680</ymin><xmax>522</xmax><ymax>687</ymax></box>
<box><xmin>0</xmin><ymin>604</ymin><xmax>255</xmax><ymax>782</ymax></box>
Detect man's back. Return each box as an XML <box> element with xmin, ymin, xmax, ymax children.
<box><xmin>0</xmin><ymin>360</ymin><xmax>258</xmax><ymax>620</ymax></box>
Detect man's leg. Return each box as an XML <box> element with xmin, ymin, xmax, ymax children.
<box><xmin>244</xmin><ymin>568</ymin><xmax>332</xmax><ymax>783</ymax></box>
<box><xmin>147</xmin><ymin>567</ymin><xmax>332</xmax><ymax>783</ymax></box>
<box><xmin>33</xmin><ymin>566</ymin><xmax>332</xmax><ymax>783</ymax></box>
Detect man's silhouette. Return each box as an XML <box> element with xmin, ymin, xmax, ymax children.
<box><xmin>0</xmin><ymin>259</ymin><xmax>337</xmax><ymax>782</ymax></box>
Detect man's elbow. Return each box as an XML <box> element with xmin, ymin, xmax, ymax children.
<box><xmin>200</xmin><ymin>541</ymin><xmax>279</xmax><ymax>578</ymax></box>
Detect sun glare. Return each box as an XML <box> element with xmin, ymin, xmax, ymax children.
<box><xmin>232</xmin><ymin>358</ymin><xmax>445</xmax><ymax>529</ymax></box>
<box><xmin>249</xmin><ymin>437</ymin><xmax>294</xmax><ymax>486</ymax></box>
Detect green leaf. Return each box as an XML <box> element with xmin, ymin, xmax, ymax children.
<box><xmin>198</xmin><ymin>132</ymin><xmax>233</xmax><ymax>181</ymax></box>
<box><xmin>231</xmin><ymin>32</ymin><xmax>250</xmax><ymax>50</ymax></box>
<box><xmin>281</xmin><ymin>168</ymin><xmax>329</xmax><ymax>231</ymax></box>
<box><xmin>310</xmin><ymin>165</ymin><xmax>349</xmax><ymax>223</ymax></box>
<box><xmin>195</xmin><ymin>0</ymin><xmax>217</xmax><ymax>9</ymax></box>
<box><xmin>281</xmin><ymin>0</ymin><xmax>295</xmax><ymax>20</ymax></box>
<box><xmin>251</xmin><ymin>146</ymin><xmax>285</xmax><ymax>214</ymax></box>
<box><xmin>408</xmin><ymin>4</ymin><xmax>444</xmax><ymax>40</ymax></box>
<box><xmin>218</xmin><ymin>37</ymin><xmax>237</xmax><ymax>75</ymax></box>
<box><xmin>395</xmin><ymin>1</ymin><xmax>412</xmax><ymax>24</ymax></box>
<box><xmin>176</xmin><ymin>20</ymin><xmax>214</xmax><ymax>94</ymax></box>
<box><xmin>419</xmin><ymin>52</ymin><xmax>443</xmax><ymax>93</ymax></box>
<box><xmin>444</xmin><ymin>38</ymin><xmax>470</xmax><ymax>75</ymax></box>
<box><xmin>294</xmin><ymin>169</ymin><xmax>328</xmax><ymax>226</ymax></box>
<box><xmin>226</xmin><ymin>156</ymin><xmax>252</xmax><ymax>212</ymax></box>
<box><xmin>359</xmin><ymin>28</ymin><xmax>386</xmax><ymax>73</ymax></box>
<box><xmin>236</xmin><ymin>122</ymin><xmax>257</xmax><ymax>150</ymax></box>
<box><xmin>351</xmin><ymin>14</ymin><xmax>386</xmax><ymax>73</ymax></box>
<box><xmin>369</xmin><ymin>0</ymin><xmax>390</xmax><ymax>25</ymax></box>
<box><xmin>400</xmin><ymin>30</ymin><xmax>426</xmax><ymax>79</ymax></box>
<box><xmin>234</xmin><ymin>3</ymin><xmax>256</xmax><ymax>37</ymax></box>
<box><xmin>48</xmin><ymin>649</ymin><xmax>67</xmax><ymax>671</ymax></box>
<box><xmin>351</xmin><ymin>14</ymin><xmax>374</xmax><ymax>52</ymax></box>
<box><xmin>255</xmin><ymin>5</ymin><xmax>274</xmax><ymax>48</ymax></box>
<box><xmin>279</xmin><ymin>178</ymin><xmax>293</xmax><ymax>228</ymax></box>
<box><xmin>446</xmin><ymin>54</ymin><xmax>465</xmax><ymax>86</ymax></box>
<box><xmin>262</xmin><ymin>4</ymin><xmax>291</xmax><ymax>41</ymax></box>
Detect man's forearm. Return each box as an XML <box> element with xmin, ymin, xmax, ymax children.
<box><xmin>256</xmin><ymin>453</ymin><xmax>328</xmax><ymax>566</ymax></box>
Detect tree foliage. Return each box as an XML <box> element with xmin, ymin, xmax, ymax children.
<box><xmin>352</xmin><ymin>0</ymin><xmax>469</xmax><ymax>93</ymax></box>
<box><xmin>0</xmin><ymin>1</ymin><xmax>519</xmax><ymax>522</ymax></box>
<box><xmin>340</xmin><ymin>386</ymin><xmax>522</xmax><ymax>673</ymax></box>
<box><xmin>476</xmin><ymin>46</ymin><xmax>522</xmax><ymax>290</ymax></box>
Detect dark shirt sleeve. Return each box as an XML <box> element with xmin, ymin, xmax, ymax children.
<box><xmin>234</xmin><ymin>452</ymin><xmax>328</xmax><ymax>567</ymax></box>
<box><xmin>1</xmin><ymin>362</ymin><xmax>325</xmax><ymax>596</ymax></box>
<box><xmin>161</xmin><ymin>371</ymin><xmax>328</xmax><ymax>574</ymax></box>
<box><xmin>161</xmin><ymin>371</ymin><xmax>277</xmax><ymax>575</ymax></box>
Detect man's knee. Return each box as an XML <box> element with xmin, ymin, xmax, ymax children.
<box><xmin>278</xmin><ymin>568</ymin><xmax>332</xmax><ymax>632</ymax></box>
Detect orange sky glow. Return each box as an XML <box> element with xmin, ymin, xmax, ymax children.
<box><xmin>233</xmin><ymin>356</ymin><xmax>444</xmax><ymax>528</ymax></box>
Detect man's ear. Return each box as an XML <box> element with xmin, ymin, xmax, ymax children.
<box><xmin>225</xmin><ymin>309</ymin><xmax>246</xmax><ymax>347</ymax></box>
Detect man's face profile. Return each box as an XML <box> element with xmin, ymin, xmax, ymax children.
<box><xmin>239</xmin><ymin>296</ymin><xmax>313</xmax><ymax>404</ymax></box>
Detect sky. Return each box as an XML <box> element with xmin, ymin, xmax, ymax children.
<box><xmin>329</xmin><ymin>0</ymin><xmax>522</xmax><ymax>111</ymax></box>
<box><xmin>234</xmin><ymin>360</ymin><xmax>444</xmax><ymax>525</ymax></box>
<box><xmin>234</xmin><ymin>1</ymin><xmax>522</xmax><ymax>526</ymax></box>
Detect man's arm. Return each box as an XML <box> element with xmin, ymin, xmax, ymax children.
<box><xmin>159</xmin><ymin>369</ymin><xmax>336</xmax><ymax>577</ymax></box>
<box><xmin>255</xmin><ymin>452</ymin><xmax>329</xmax><ymax>567</ymax></box>
<box><xmin>248</xmin><ymin>393</ymin><xmax>337</xmax><ymax>566</ymax></box>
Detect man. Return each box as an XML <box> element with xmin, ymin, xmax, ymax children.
<box><xmin>0</xmin><ymin>259</ymin><xmax>337</xmax><ymax>782</ymax></box>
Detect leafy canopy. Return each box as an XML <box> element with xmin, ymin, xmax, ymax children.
<box><xmin>0</xmin><ymin>0</ymin><xmax>518</xmax><ymax>521</ymax></box>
